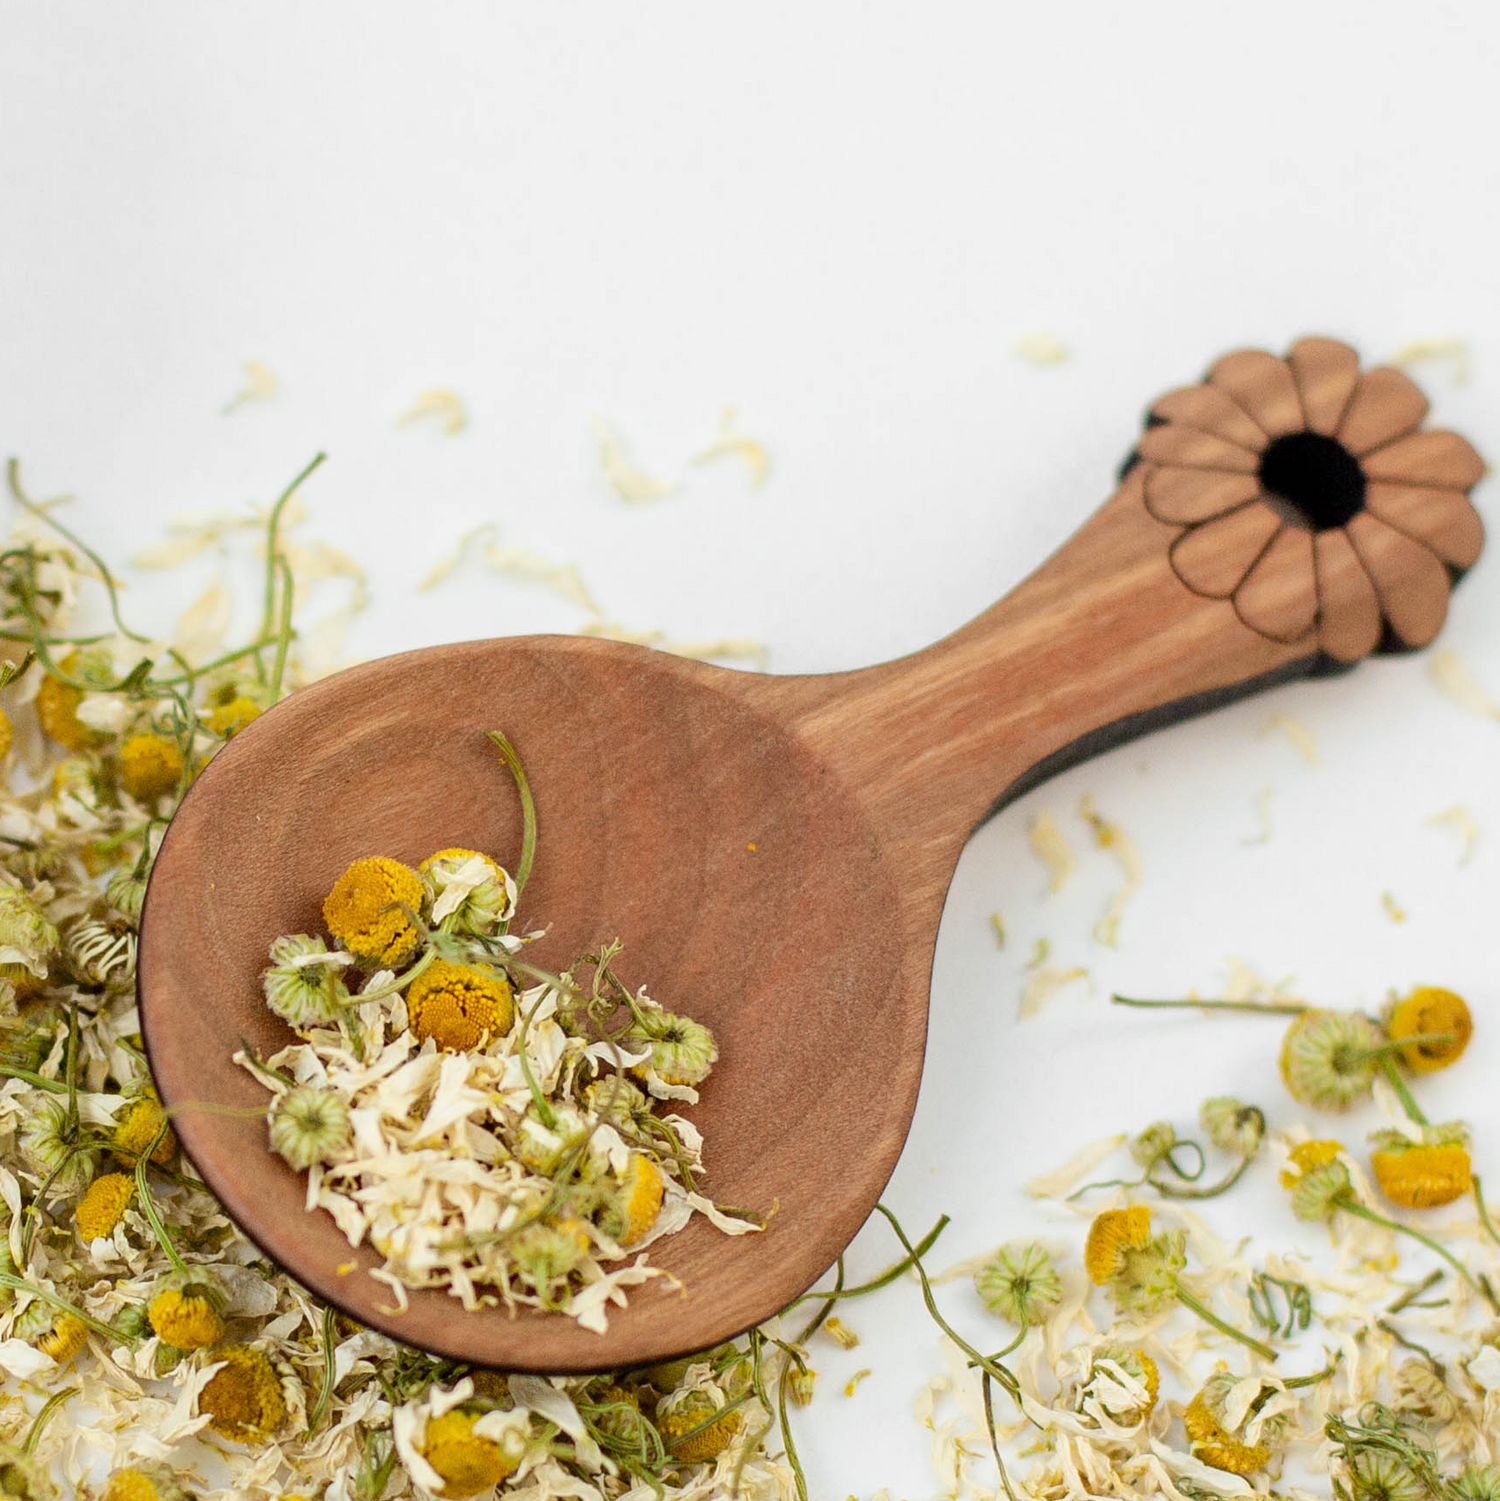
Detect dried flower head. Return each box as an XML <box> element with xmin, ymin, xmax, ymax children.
<box><xmin>198</xmin><ymin>1344</ymin><xmax>289</xmax><ymax>1441</ymax></box>
<box><xmin>629</xmin><ymin>1009</ymin><xmax>718</xmax><ymax>1087</ymax></box>
<box><xmin>35</xmin><ymin>653</ymin><xmax>106</xmax><ymax>751</ymax></box>
<box><xmin>34</xmin><ymin>1310</ymin><xmax>89</xmax><ymax>1365</ymax></box>
<box><xmin>1453</xmin><ymin>1468</ymin><xmax>1500</xmax><ymax>1501</ymax></box>
<box><xmin>118</xmin><ymin>733</ymin><xmax>185</xmax><ymax>801</ymax></box>
<box><xmin>268</xmin><ymin>1084</ymin><xmax>352</xmax><ymax>1170</ymax></box>
<box><xmin>509</xmin><ymin>1219</ymin><xmax>592</xmax><ymax>1306</ymax></box>
<box><xmin>112</xmin><ymin>1088</ymin><xmax>176</xmax><ymax>1167</ymax></box>
<box><xmin>1280</xmin><ymin>1138</ymin><xmax>1353</xmax><ymax>1222</ymax></box>
<box><xmin>598</xmin><ymin>1153</ymin><xmax>665</xmax><ymax>1247</ymax></box>
<box><xmin>658</xmin><ymin>1389</ymin><xmax>742</xmax><ymax>1464</ymax></box>
<box><xmin>1085</xmin><ymin>1206</ymin><xmax>1184</xmax><ymax>1315</ymax></box>
<box><xmin>789</xmin><ymin>1365</ymin><xmax>817</xmax><ymax>1406</ymax></box>
<box><xmin>974</xmin><ymin>1242</ymin><xmax>1063</xmax><ymax>1327</ymax></box>
<box><xmin>1182</xmin><ymin>1365</ymin><xmax>1283</xmax><ymax>1476</ymax></box>
<box><xmin>0</xmin><ymin>707</ymin><xmax>10</xmax><ymax>762</ymax></box>
<box><xmin>105</xmin><ymin>867</ymin><xmax>148</xmax><ymax>921</ymax></box>
<box><xmin>206</xmin><ymin>696</ymin><xmax>261</xmax><ymax>738</ymax></box>
<box><xmin>19</xmin><ymin>1096</ymin><xmax>99</xmax><ymax>1195</ymax></box>
<box><xmin>1084</xmin><ymin>1207</ymin><xmax>1153</xmax><ymax>1285</ymax></box>
<box><xmin>99</xmin><ymin>1465</ymin><xmax>192</xmax><ymax>1501</ymax></box>
<box><xmin>1129</xmin><ymin>1120</ymin><xmax>1177</xmax><ymax>1168</ymax></box>
<box><xmin>1279</xmin><ymin>1008</ymin><xmax>1383</xmax><ymax>1110</ymax></box>
<box><xmin>1370</xmin><ymin>1123</ymin><xmax>1473</xmax><ymax>1209</ymax></box>
<box><xmin>0</xmin><ymin>1447</ymin><xmax>56</xmax><ymax>1501</ymax></box>
<box><xmin>261</xmin><ymin>933</ymin><xmax>352</xmax><ymax>1028</ymax></box>
<box><xmin>1342</xmin><ymin>1447</ymin><xmax>1431</xmax><ymax>1501</ymax></box>
<box><xmin>419</xmin><ymin>848</ymin><xmax>515</xmax><ymax>935</ymax></box>
<box><xmin>1200</xmin><ymin>1096</ymin><xmax>1267</xmax><ymax>1156</ymax></box>
<box><xmin>405</xmin><ymin>959</ymin><xmax>514</xmax><ymax>1051</ymax></box>
<box><xmin>1083</xmin><ymin>1342</ymin><xmax>1160</xmax><ymax>1424</ymax></box>
<box><xmin>74</xmin><ymin>1171</ymin><xmax>135</xmax><ymax>1241</ymax></box>
<box><xmin>0</xmin><ymin>881</ymin><xmax>59</xmax><ymax>999</ymax></box>
<box><xmin>419</xmin><ymin>1408</ymin><xmax>520</xmax><ymax>1497</ymax></box>
<box><xmin>1390</xmin><ymin>1359</ymin><xmax>1458</xmax><ymax>1424</ymax></box>
<box><xmin>322</xmin><ymin>856</ymin><xmax>426</xmax><ymax>967</ymax></box>
<box><xmin>147</xmin><ymin>1270</ymin><xmax>228</xmax><ymax>1350</ymax></box>
<box><xmin>1386</xmin><ymin>986</ymin><xmax>1472</xmax><ymax>1073</ymax></box>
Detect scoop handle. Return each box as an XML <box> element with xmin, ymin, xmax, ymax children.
<box><xmin>771</xmin><ymin>344</ymin><xmax>1482</xmax><ymax>882</ymax></box>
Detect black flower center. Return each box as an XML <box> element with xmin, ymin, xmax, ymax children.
<box><xmin>1259</xmin><ymin>431</ymin><xmax>1366</xmax><ymax>530</ymax></box>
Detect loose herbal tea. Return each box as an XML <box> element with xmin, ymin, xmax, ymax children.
<box><xmin>239</xmin><ymin>738</ymin><xmax>757</xmax><ymax>1330</ymax></box>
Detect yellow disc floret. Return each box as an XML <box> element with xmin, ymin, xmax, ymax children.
<box><xmin>420</xmin><ymin>1409</ymin><xmax>519</xmax><ymax>1497</ymax></box>
<box><xmin>616</xmin><ymin>1154</ymin><xmax>665</xmax><ymax>1246</ymax></box>
<box><xmin>147</xmin><ymin>1272</ymin><xmax>227</xmax><ymax>1350</ymax></box>
<box><xmin>0</xmin><ymin>706</ymin><xmax>12</xmax><ymax>761</ymax></box>
<box><xmin>119</xmin><ymin>734</ymin><xmax>185</xmax><ymax>801</ymax></box>
<box><xmin>113</xmin><ymin>1089</ymin><xmax>177</xmax><ymax>1167</ymax></box>
<box><xmin>1371</xmin><ymin>1130</ymin><xmax>1473</xmax><ymax>1209</ymax></box>
<box><xmin>1388</xmin><ymin>987</ymin><xmax>1472</xmax><ymax>1074</ymax></box>
<box><xmin>406</xmin><ymin>960</ymin><xmax>514</xmax><ymax>1051</ymax></box>
<box><xmin>323</xmin><ymin>856</ymin><xmax>426</xmax><ymax>967</ymax></box>
<box><xmin>206</xmin><ymin>697</ymin><xmax>261</xmax><ymax>738</ymax></box>
<box><xmin>658</xmin><ymin>1390</ymin><xmax>742</xmax><ymax>1464</ymax></box>
<box><xmin>198</xmin><ymin>1345</ymin><xmax>288</xmax><ymax>1441</ymax></box>
<box><xmin>75</xmin><ymin>1172</ymin><xmax>136</xmax><ymax>1241</ymax></box>
<box><xmin>1084</xmin><ymin>1206</ymin><xmax>1153</xmax><ymax>1285</ymax></box>
<box><xmin>36</xmin><ymin>1311</ymin><xmax>89</xmax><ymax>1364</ymax></box>
<box><xmin>100</xmin><ymin>1464</ymin><xmax>191</xmax><ymax>1501</ymax></box>
<box><xmin>35</xmin><ymin>653</ymin><xmax>105</xmax><ymax>752</ymax></box>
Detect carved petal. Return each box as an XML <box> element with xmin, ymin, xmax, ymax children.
<box><xmin>1364</xmin><ymin>482</ymin><xmax>1484</xmax><ymax>569</ymax></box>
<box><xmin>1135</xmin><ymin>425</ymin><xmax>1259</xmax><ymax>472</ymax></box>
<box><xmin>1233</xmin><ymin>525</ymin><xmax>1318</xmax><ymax>642</ymax></box>
<box><xmin>1345</xmin><ymin>512</ymin><xmax>1451</xmax><ymax>648</ymax></box>
<box><xmin>1169</xmin><ymin>502</ymin><xmax>1281</xmax><ymax>599</ymax></box>
<box><xmin>1288</xmin><ymin>337</ymin><xmax>1360</xmax><ymax>434</ymax></box>
<box><xmin>1362</xmin><ymin>429</ymin><xmax>1486</xmax><ymax>489</ymax></box>
<box><xmin>1313</xmin><ymin>529</ymin><xmax>1382</xmax><ymax>663</ymax></box>
<box><xmin>1336</xmin><ymin>366</ymin><xmax>1430</xmax><ymax>455</ymax></box>
<box><xmin>1148</xmin><ymin>385</ymin><xmax>1268</xmax><ymax>450</ymax></box>
<box><xmin>1144</xmin><ymin>466</ymin><xmax>1260</xmax><ymax>525</ymax></box>
<box><xmin>1207</xmin><ymin>350</ymin><xmax>1304</xmax><ymax>437</ymax></box>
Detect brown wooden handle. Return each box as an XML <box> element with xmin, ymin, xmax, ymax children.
<box><xmin>776</xmin><ymin>338</ymin><xmax>1485</xmax><ymax>867</ymax></box>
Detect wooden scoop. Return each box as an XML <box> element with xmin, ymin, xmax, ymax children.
<box><xmin>137</xmin><ymin>338</ymin><xmax>1485</xmax><ymax>1373</ymax></box>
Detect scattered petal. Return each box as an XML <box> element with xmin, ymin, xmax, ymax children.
<box><xmin>395</xmin><ymin>388</ymin><xmax>468</xmax><ymax>435</ymax></box>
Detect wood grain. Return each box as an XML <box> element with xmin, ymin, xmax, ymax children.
<box><xmin>137</xmin><ymin>339</ymin><xmax>1486</xmax><ymax>1372</ymax></box>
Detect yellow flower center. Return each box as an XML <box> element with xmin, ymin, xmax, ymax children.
<box><xmin>1183</xmin><ymin>1392</ymin><xmax>1271</xmax><ymax>1475</ymax></box>
<box><xmin>406</xmin><ymin>960</ymin><xmax>514</xmax><ymax>1051</ymax></box>
<box><xmin>36</xmin><ymin>1312</ymin><xmax>89</xmax><ymax>1364</ymax></box>
<box><xmin>1372</xmin><ymin>1142</ymin><xmax>1473</xmax><ymax>1209</ymax></box>
<box><xmin>75</xmin><ymin>1172</ymin><xmax>136</xmax><ymax>1241</ymax></box>
<box><xmin>206</xmin><ymin>697</ymin><xmax>261</xmax><ymax>737</ymax></box>
<box><xmin>35</xmin><ymin>654</ymin><xmax>105</xmax><ymax>752</ymax></box>
<box><xmin>616</xmin><ymin>1154</ymin><xmax>666</xmax><ymax>1247</ymax></box>
<box><xmin>421</xmin><ymin>1410</ymin><xmax>518</xmax><ymax>1497</ymax></box>
<box><xmin>100</xmin><ymin>1468</ymin><xmax>174</xmax><ymax>1501</ymax></box>
<box><xmin>659</xmin><ymin>1394</ymin><xmax>742</xmax><ymax>1464</ymax></box>
<box><xmin>1388</xmin><ymin>987</ymin><xmax>1473</xmax><ymax>1073</ymax></box>
<box><xmin>1280</xmin><ymin>1138</ymin><xmax>1345</xmax><ymax>1187</ymax></box>
<box><xmin>0</xmin><ymin>706</ymin><xmax>12</xmax><ymax>762</ymax></box>
<box><xmin>113</xmin><ymin>1091</ymin><xmax>177</xmax><ymax>1167</ymax></box>
<box><xmin>199</xmin><ymin>1345</ymin><xmax>288</xmax><ymax>1441</ymax></box>
<box><xmin>147</xmin><ymin>1287</ymin><xmax>226</xmax><ymax>1351</ymax></box>
<box><xmin>118</xmin><ymin>734</ymin><xmax>185</xmax><ymax>801</ymax></box>
<box><xmin>1083</xmin><ymin>1206</ymin><xmax>1153</xmax><ymax>1285</ymax></box>
<box><xmin>323</xmin><ymin>856</ymin><xmax>426</xmax><ymax>967</ymax></box>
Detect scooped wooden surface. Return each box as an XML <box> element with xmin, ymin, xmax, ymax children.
<box><xmin>138</xmin><ymin>339</ymin><xmax>1484</xmax><ymax>1372</ymax></box>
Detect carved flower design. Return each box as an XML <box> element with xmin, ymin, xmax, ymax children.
<box><xmin>1125</xmin><ymin>337</ymin><xmax>1485</xmax><ymax>659</ymax></box>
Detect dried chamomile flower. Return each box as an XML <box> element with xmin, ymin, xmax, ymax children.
<box><xmin>1340</xmin><ymin>1446</ymin><xmax>1430</xmax><ymax>1501</ymax></box>
<box><xmin>1370</xmin><ymin>1122</ymin><xmax>1473</xmax><ymax>1208</ymax></box>
<box><xmin>118</xmin><ymin>733</ymin><xmax>185</xmax><ymax>801</ymax></box>
<box><xmin>268</xmin><ymin>1084</ymin><xmax>352</xmax><ymax>1170</ymax></box>
<box><xmin>822</xmin><ymin>1316</ymin><xmax>859</xmax><ymax>1349</ymax></box>
<box><xmin>1201</xmin><ymin>1096</ymin><xmax>1266</xmax><ymax>1156</ymax></box>
<box><xmin>33</xmin><ymin>1310</ymin><xmax>89</xmax><ymax>1365</ymax></box>
<box><xmin>657</xmin><ymin>1388</ymin><xmax>743</xmax><ymax>1464</ymax></box>
<box><xmin>0</xmin><ymin>1447</ymin><xmax>57</xmax><ymax>1501</ymax></box>
<box><xmin>1130</xmin><ymin>1120</ymin><xmax>1177</xmax><ymax>1168</ymax></box>
<box><xmin>1085</xmin><ymin>1206</ymin><xmax>1183</xmax><ymax>1314</ymax></box>
<box><xmin>197</xmin><ymin>1344</ymin><xmax>290</xmax><ymax>1441</ymax></box>
<box><xmin>105</xmin><ymin>866</ymin><xmax>148</xmax><ymax>920</ymax></box>
<box><xmin>206</xmin><ymin>696</ymin><xmax>261</xmax><ymax>738</ymax></box>
<box><xmin>75</xmin><ymin>1171</ymin><xmax>136</xmax><ymax>1241</ymax></box>
<box><xmin>1183</xmin><ymin>1365</ymin><xmax>1286</xmax><ymax>1476</ymax></box>
<box><xmin>35</xmin><ymin>651</ymin><xmax>108</xmax><ymax>751</ymax></box>
<box><xmin>789</xmin><ymin>1365</ymin><xmax>817</xmax><ymax>1406</ymax></box>
<box><xmin>419</xmin><ymin>847</ymin><xmax>515</xmax><ymax>934</ymax></box>
<box><xmin>99</xmin><ymin>1465</ymin><xmax>194</xmax><ymax>1501</ymax></box>
<box><xmin>147</xmin><ymin>1269</ymin><xmax>228</xmax><ymax>1350</ymax></box>
<box><xmin>1280</xmin><ymin>1139</ymin><xmax>1353</xmax><ymax>1222</ymax></box>
<box><xmin>596</xmin><ymin>1153</ymin><xmax>666</xmax><ymax>1247</ymax></box>
<box><xmin>405</xmin><ymin>959</ymin><xmax>514</xmax><ymax>1051</ymax></box>
<box><xmin>112</xmin><ymin>1086</ymin><xmax>176</xmax><ymax>1166</ymax></box>
<box><xmin>1386</xmin><ymin>986</ymin><xmax>1472</xmax><ymax>1073</ymax></box>
<box><xmin>64</xmin><ymin>913</ymin><xmax>136</xmax><ymax>987</ymax></box>
<box><xmin>1279</xmin><ymin>1008</ymin><xmax>1384</xmax><ymax>1111</ymax></box>
<box><xmin>974</xmin><ymin>1242</ymin><xmax>1063</xmax><ymax>1327</ymax></box>
<box><xmin>509</xmin><ymin>1219</ymin><xmax>593</xmax><ymax>1307</ymax></box>
<box><xmin>0</xmin><ymin>880</ymin><xmax>60</xmax><ymax>999</ymax></box>
<box><xmin>322</xmin><ymin>855</ymin><xmax>427</xmax><ymax>967</ymax></box>
<box><xmin>629</xmin><ymin>1008</ymin><xmax>718</xmax><ymax>1087</ymax></box>
<box><xmin>1082</xmin><ymin>1342</ymin><xmax>1160</xmax><ymax>1424</ymax></box>
<box><xmin>583</xmin><ymin>1075</ymin><xmax>653</xmax><ymax>1131</ymax></box>
<box><xmin>1454</xmin><ymin>1468</ymin><xmax>1500</xmax><ymax>1501</ymax></box>
<box><xmin>418</xmin><ymin>1408</ymin><xmax>521</xmax><ymax>1497</ymax></box>
<box><xmin>1390</xmin><ymin>1359</ymin><xmax>1458</xmax><ymax>1424</ymax></box>
<box><xmin>514</xmin><ymin>1101</ymin><xmax>592</xmax><ymax>1175</ymax></box>
<box><xmin>0</xmin><ymin>706</ymin><xmax>10</xmax><ymax>761</ymax></box>
<box><xmin>261</xmin><ymin>933</ymin><xmax>352</xmax><ymax>1028</ymax></box>
<box><xmin>19</xmin><ymin>1096</ymin><xmax>99</xmax><ymax>1194</ymax></box>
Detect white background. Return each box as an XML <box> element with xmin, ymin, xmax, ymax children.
<box><xmin>2</xmin><ymin>6</ymin><xmax>1498</xmax><ymax>1495</ymax></box>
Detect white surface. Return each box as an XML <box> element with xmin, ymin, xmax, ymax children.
<box><xmin>2</xmin><ymin>6</ymin><xmax>1498</xmax><ymax>1495</ymax></box>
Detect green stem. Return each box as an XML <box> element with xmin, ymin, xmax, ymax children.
<box><xmin>0</xmin><ymin>1065</ymin><xmax>66</xmax><ymax>1094</ymax></box>
<box><xmin>1473</xmin><ymin>1177</ymin><xmax>1500</xmax><ymax>1254</ymax></box>
<box><xmin>308</xmin><ymin>1303</ymin><xmax>340</xmax><ymax>1434</ymax></box>
<box><xmin>1378</xmin><ymin>1056</ymin><xmax>1427</xmax><ymax>1126</ymax></box>
<box><xmin>21</xmin><ymin>1384</ymin><xmax>76</xmax><ymax>1455</ymax></box>
<box><xmin>269</xmin><ymin>554</ymin><xmax>296</xmax><ymax>701</ymax></box>
<box><xmin>134</xmin><ymin>1120</ymin><xmax>189</xmax><ymax>1276</ymax></box>
<box><xmin>1149</xmin><ymin>1151</ymin><xmax>1256</xmax><ymax>1201</ymax></box>
<box><xmin>1111</xmin><ymin>994</ymin><xmax>1306</xmax><ymax>1015</ymax></box>
<box><xmin>0</xmin><ymin>1272</ymin><xmax>131</xmax><ymax>1344</ymax></box>
<box><xmin>785</xmin><ymin>1214</ymin><xmax>949</xmax><ymax>1316</ymax></box>
<box><xmin>1361</xmin><ymin>1034</ymin><xmax>1455</xmax><ymax>1062</ymax></box>
<box><xmin>1175</xmin><ymin>1283</ymin><xmax>1278</xmax><ymax>1362</ymax></box>
<box><xmin>258</xmin><ymin>453</ymin><xmax>327</xmax><ymax>681</ymax></box>
<box><xmin>486</xmin><ymin>730</ymin><xmax>536</xmax><ymax>900</ymax></box>
<box><xmin>1339</xmin><ymin>1198</ymin><xmax>1498</xmax><ymax>1312</ymax></box>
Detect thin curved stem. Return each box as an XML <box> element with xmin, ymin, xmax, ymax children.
<box><xmin>1111</xmin><ymin>994</ymin><xmax>1306</xmax><ymax>1015</ymax></box>
<box><xmin>1175</xmin><ymin>1283</ymin><xmax>1278</xmax><ymax>1362</ymax></box>
<box><xmin>1339</xmin><ymin>1198</ymin><xmax>1498</xmax><ymax>1313</ymax></box>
